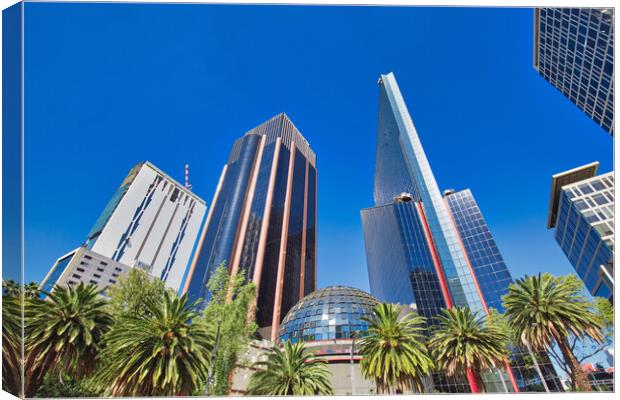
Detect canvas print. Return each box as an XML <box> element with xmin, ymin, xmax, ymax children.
<box><xmin>1</xmin><ymin>1</ymin><xmax>615</xmax><ymax>397</ymax></box>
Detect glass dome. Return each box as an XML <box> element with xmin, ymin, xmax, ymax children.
<box><xmin>278</xmin><ymin>286</ymin><xmax>380</xmax><ymax>343</ymax></box>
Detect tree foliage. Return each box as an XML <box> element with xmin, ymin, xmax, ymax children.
<box><xmin>428</xmin><ymin>307</ymin><xmax>508</xmax><ymax>392</ymax></box>
<box><xmin>546</xmin><ymin>295</ymin><xmax>614</xmax><ymax>386</ymax></box>
<box><xmin>502</xmin><ymin>273</ymin><xmax>603</xmax><ymax>392</ymax></box>
<box><xmin>197</xmin><ymin>263</ymin><xmax>257</xmax><ymax>395</ymax></box>
<box><xmin>2</xmin><ymin>282</ymin><xmax>24</xmax><ymax>397</ymax></box>
<box><xmin>246</xmin><ymin>341</ymin><xmax>333</xmax><ymax>395</ymax></box>
<box><xmin>358</xmin><ymin>303</ymin><xmax>434</xmax><ymax>394</ymax></box>
<box><xmin>93</xmin><ymin>291</ymin><xmax>213</xmax><ymax>396</ymax></box>
<box><xmin>24</xmin><ymin>283</ymin><xmax>112</xmax><ymax>396</ymax></box>
<box><xmin>35</xmin><ymin>371</ymin><xmax>101</xmax><ymax>398</ymax></box>
<box><xmin>106</xmin><ymin>267</ymin><xmax>169</xmax><ymax>319</ymax></box>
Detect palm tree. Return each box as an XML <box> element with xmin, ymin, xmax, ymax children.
<box><xmin>246</xmin><ymin>341</ymin><xmax>334</xmax><ymax>395</ymax></box>
<box><xmin>428</xmin><ymin>307</ymin><xmax>508</xmax><ymax>393</ymax></box>
<box><xmin>502</xmin><ymin>273</ymin><xmax>603</xmax><ymax>392</ymax></box>
<box><xmin>24</xmin><ymin>282</ymin><xmax>41</xmax><ymax>299</ymax></box>
<box><xmin>93</xmin><ymin>291</ymin><xmax>212</xmax><ymax>396</ymax></box>
<box><xmin>2</xmin><ymin>293</ymin><xmax>23</xmax><ymax>397</ymax></box>
<box><xmin>2</xmin><ymin>279</ymin><xmax>21</xmax><ymax>297</ymax></box>
<box><xmin>357</xmin><ymin>303</ymin><xmax>433</xmax><ymax>394</ymax></box>
<box><xmin>24</xmin><ymin>283</ymin><xmax>112</xmax><ymax>396</ymax></box>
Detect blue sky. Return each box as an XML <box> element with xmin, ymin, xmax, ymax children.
<box><xmin>24</xmin><ymin>3</ymin><xmax>612</xmax><ymax>300</ymax></box>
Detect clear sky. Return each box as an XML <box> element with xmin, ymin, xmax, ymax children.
<box><xmin>24</xmin><ymin>3</ymin><xmax>612</xmax><ymax>302</ymax></box>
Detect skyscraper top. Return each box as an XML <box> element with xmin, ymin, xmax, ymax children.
<box><xmin>231</xmin><ymin>113</ymin><xmax>316</xmax><ymax>167</ymax></box>
<box><xmin>547</xmin><ymin>161</ymin><xmax>600</xmax><ymax>228</ymax></box>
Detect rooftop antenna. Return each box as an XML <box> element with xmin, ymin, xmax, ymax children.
<box><xmin>185</xmin><ymin>164</ymin><xmax>192</xmax><ymax>191</ymax></box>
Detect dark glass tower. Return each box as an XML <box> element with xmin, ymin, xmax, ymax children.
<box><xmin>362</xmin><ymin>73</ymin><xmax>562</xmax><ymax>393</ymax></box>
<box><xmin>534</xmin><ymin>8</ymin><xmax>614</xmax><ymax>135</ymax></box>
<box><xmin>183</xmin><ymin>114</ymin><xmax>317</xmax><ymax>340</ymax></box>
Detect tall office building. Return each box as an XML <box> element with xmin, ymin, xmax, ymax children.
<box><xmin>41</xmin><ymin>161</ymin><xmax>207</xmax><ymax>292</ymax></box>
<box><xmin>183</xmin><ymin>113</ymin><xmax>317</xmax><ymax>340</ymax></box>
<box><xmin>547</xmin><ymin>162</ymin><xmax>614</xmax><ymax>300</ymax></box>
<box><xmin>534</xmin><ymin>8</ymin><xmax>614</xmax><ymax>135</ymax></box>
<box><xmin>362</xmin><ymin>73</ymin><xmax>562</xmax><ymax>393</ymax></box>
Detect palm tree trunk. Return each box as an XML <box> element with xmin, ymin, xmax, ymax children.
<box><xmin>554</xmin><ymin>335</ymin><xmax>591</xmax><ymax>392</ymax></box>
<box><xmin>466</xmin><ymin>368</ymin><xmax>482</xmax><ymax>393</ymax></box>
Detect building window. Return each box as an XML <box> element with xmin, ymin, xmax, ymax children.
<box><xmin>593</xmin><ymin>194</ymin><xmax>609</xmax><ymax>205</ymax></box>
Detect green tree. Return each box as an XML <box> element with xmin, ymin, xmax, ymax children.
<box><xmin>358</xmin><ymin>303</ymin><xmax>434</xmax><ymax>394</ymax></box>
<box><xmin>35</xmin><ymin>371</ymin><xmax>101</xmax><ymax>398</ymax></box>
<box><xmin>106</xmin><ymin>267</ymin><xmax>169</xmax><ymax>319</ymax></box>
<box><xmin>93</xmin><ymin>291</ymin><xmax>212</xmax><ymax>396</ymax></box>
<box><xmin>24</xmin><ymin>282</ymin><xmax>41</xmax><ymax>299</ymax></box>
<box><xmin>246</xmin><ymin>341</ymin><xmax>333</xmax><ymax>395</ymax></box>
<box><xmin>486</xmin><ymin>308</ymin><xmax>552</xmax><ymax>392</ymax></box>
<box><xmin>2</xmin><ymin>279</ymin><xmax>21</xmax><ymax>297</ymax></box>
<box><xmin>428</xmin><ymin>307</ymin><xmax>508</xmax><ymax>393</ymax></box>
<box><xmin>24</xmin><ymin>283</ymin><xmax>112</xmax><ymax>397</ymax></box>
<box><xmin>502</xmin><ymin>273</ymin><xmax>603</xmax><ymax>392</ymax></box>
<box><xmin>197</xmin><ymin>263</ymin><xmax>257</xmax><ymax>395</ymax></box>
<box><xmin>546</xmin><ymin>296</ymin><xmax>613</xmax><ymax>387</ymax></box>
<box><xmin>2</xmin><ymin>285</ymin><xmax>23</xmax><ymax>397</ymax></box>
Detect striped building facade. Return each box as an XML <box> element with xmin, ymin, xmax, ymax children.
<box><xmin>183</xmin><ymin>114</ymin><xmax>317</xmax><ymax>340</ymax></box>
<box><xmin>41</xmin><ymin>161</ymin><xmax>207</xmax><ymax>293</ymax></box>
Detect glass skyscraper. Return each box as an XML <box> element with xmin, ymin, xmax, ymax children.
<box><xmin>362</xmin><ymin>73</ymin><xmax>562</xmax><ymax>393</ymax></box>
<box><xmin>183</xmin><ymin>113</ymin><xmax>317</xmax><ymax>340</ymax></box>
<box><xmin>534</xmin><ymin>8</ymin><xmax>614</xmax><ymax>135</ymax></box>
<box><xmin>547</xmin><ymin>162</ymin><xmax>614</xmax><ymax>300</ymax></box>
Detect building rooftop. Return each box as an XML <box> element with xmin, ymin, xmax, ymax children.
<box><xmin>547</xmin><ymin>161</ymin><xmax>599</xmax><ymax>228</ymax></box>
<box><xmin>142</xmin><ymin>161</ymin><xmax>206</xmax><ymax>205</ymax></box>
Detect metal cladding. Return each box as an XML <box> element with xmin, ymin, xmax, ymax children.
<box><xmin>183</xmin><ymin>114</ymin><xmax>317</xmax><ymax>340</ymax></box>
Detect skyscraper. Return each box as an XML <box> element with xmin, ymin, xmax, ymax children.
<box><xmin>183</xmin><ymin>113</ymin><xmax>317</xmax><ymax>340</ymax></box>
<box><xmin>41</xmin><ymin>161</ymin><xmax>207</xmax><ymax>292</ymax></box>
<box><xmin>547</xmin><ymin>162</ymin><xmax>614</xmax><ymax>300</ymax></box>
<box><xmin>534</xmin><ymin>8</ymin><xmax>614</xmax><ymax>135</ymax></box>
<box><xmin>362</xmin><ymin>73</ymin><xmax>562</xmax><ymax>393</ymax></box>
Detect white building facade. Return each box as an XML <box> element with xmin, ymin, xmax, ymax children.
<box><xmin>40</xmin><ymin>247</ymin><xmax>134</xmax><ymax>295</ymax></box>
<box><xmin>43</xmin><ymin>161</ymin><xmax>206</xmax><ymax>292</ymax></box>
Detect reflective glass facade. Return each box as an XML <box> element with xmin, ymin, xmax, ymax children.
<box><xmin>534</xmin><ymin>8</ymin><xmax>614</xmax><ymax>135</ymax></box>
<box><xmin>445</xmin><ymin>190</ymin><xmax>514</xmax><ymax>312</ymax></box>
<box><xmin>554</xmin><ymin>172</ymin><xmax>614</xmax><ymax>300</ymax></box>
<box><xmin>361</xmin><ymin>73</ymin><xmax>561</xmax><ymax>392</ymax></box>
<box><xmin>183</xmin><ymin>114</ymin><xmax>317</xmax><ymax>339</ymax></box>
<box><xmin>277</xmin><ymin>286</ymin><xmax>379</xmax><ymax>343</ymax></box>
<box><xmin>361</xmin><ymin>200</ymin><xmax>446</xmax><ymax>325</ymax></box>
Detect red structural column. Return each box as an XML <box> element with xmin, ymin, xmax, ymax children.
<box><xmin>466</xmin><ymin>369</ymin><xmax>482</xmax><ymax>393</ymax></box>
<box><xmin>442</xmin><ymin>198</ymin><xmax>520</xmax><ymax>393</ymax></box>
<box><xmin>415</xmin><ymin>203</ymin><xmax>453</xmax><ymax>308</ymax></box>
